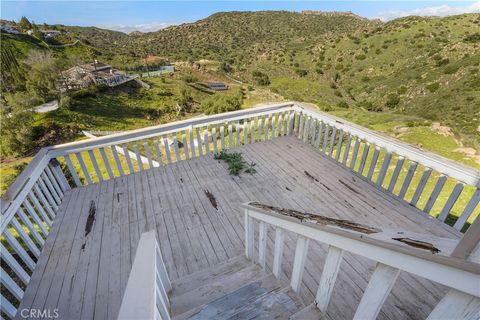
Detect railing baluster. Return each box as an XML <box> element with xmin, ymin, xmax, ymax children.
<box><xmin>228</xmin><ymin>122</ymin><xmax>233</xmax><ymax>149</ymax></box>
<box><xmin>251</xmin><ymin>119</ymin><xmax>255</xmax><ymax>144</ymax></box>
<box><xmin>258</xmin><ymin>221</ymin><xmax>267</xmax><ymax>268</ymax></box>
<box><xmin>322</xmin><ymin>124</ymin><xmax>330</xmax><ymax>152</ymax></box>
<box><xmin>133</xmin><ymin>142</ymin><xmax>144</xmax><ymax>171</ymax></box>
<box><xmin>1</xmin><ymin>267</ymin><xmax>24</xmax><ymax>300</ymax></box>
<box><xmin>220</xmin><ymin>125</ymin><xmax>225</xmax><ymax>151</ymax></box>
<box><xmin>244</xmin><ymin>210</ymin><xmax>254</xmax><ymax>259</ymax></box>
<box><xmin>0</xmin><ymin>243</ymin><xmax>30</xmax><ymax>284</ymax></box>
<box><xmin>10</xmin><ymin>218</ymin><xmax>40</xmax><ymax>258</ymax></box>
<box><xmin>315</xmin><ymin>122</ymin><xmax>323</xmax><ymax>149</ymax></box>
<box><xmin>272</xmin><ymin>227</ymin><xmax>285</xmax><ymax>278</ymax></box>
<box><xmin>18</xmin><ymin>207</ymin><xmax>45</xmax><ymax>245</ymax></box>
<box><xmin>358</xmin><ymin>142</ymin><xmax>370</xmax><ymax>175</ymax></box>
<box><xmin>38</xmin><ymin>177</ymin><xmax>59</xmax><ymax>210</ymax></box>
<box><xmin>33</xmin><ymin>184</ymin><xmax>56</xmax><ymax>220</ymax></box>
<box><xmin>196</xmin><ymin>127</ymin><xmax>203</xmax><ymax>155</ymax></box>
<box><xmin>235</xmin><ymin>121</ymin><xmax>241</xmax><ymax>146</ymax></box>
<box><xmin>311</xmin><ymin>119</ymin><xmax>317</xmax><ymax>146</ymax></box>
<box><xmin>99</xmin><ymin>147</ymin><xmax>114</xmax><ymax>179</ymax></box>
<box><xmin>45</xmin><ymin>166</ymin><xmax>64</xmax><ymax>197</ymax></box>
<box><xmin>204</xmin><ymin>129</ymin><xmax>210</xmax><ymax>154</ymax></box>
<box><xmin>163</xmin><ymin>135</ymin><xmax>173</xmax><ymax>164</ymax></box>
<box><xmin>294</xmin><ymin>113</ymin><xmax>300</xmax><ymax>137</ymax></box>
<box><xmin>258</xmin><ymin>117</ymin><xmax>263</xmax><ymax>142</ymax></box>
<box><xmin>111</xmin><ymin>145</ymin><xmax>125</xmax><ymax>174</ymax></box>
<box><xmin>454</xmin><ymin>188</ymin><xmax>480</xmax><ymax>230</ymax></box>
<box><xmin>399</xmin><ymin>162</ymin><xmax>418</xmax><ymax>199</ymax></box>
<box><xmin>304</xmin><ymin>116</ymin><xmax>311</xmax><ymax>143</ymax></box>
<box><xmin>88</xmin><ymin>150</ymin><xmax>104</xmax><ymax>181</ymax></box>
<box><xmin>122</xmin><ymin>144</ymin><xmax>135</xmax><ymax>174</ymax></box>
<box><xmin>264</xmin><ymin>118</ymin><xmax>269</xmax><ymax>141</ymax></box>
<box><xmin>0</xmin><ymin>293</ymin><xmax>17</xmax><ymax>319</ymax></box>
<box><xmin>243</xmin><ymin>121</ymin><xmax>248</xmax><ymax>145</ymax></box>
<box><xmin>76</xmin><ymin>152</ymin><xmax>93</xmax><ymax>184</ymax></box>
<box><xmin>342</xmin><ymin>133</ymin><xmax>352</xmax><ymax>165</ymax></box>
<box><xmin>290</xmin><ymin>235</ymin><xmax>309</xmax><ymax>292</ymax></box>
<box><xmin>315</xmin><ymin>246</ymin><xmax>344</xmax><ymax>312</ymax></box>
<box><xmin>288</xmin><ymin>112</ymin><xmax>295</xmax><ymax>135</ymax></box>
<box><xmin>438</xmin><ymin>183</ymin><xmax>464</xmax><ymax>221</ymax></box>
<box><xmin>28</xmin><ymin>192</ymin><xmax>52</xmax><ymax>226</ymax></box>
<box><xmin>182</xmin><ymin>132</ymin><xmax>189</xmax><ymax>160</ymax></box>
<box><xmin>41</xmin><ymin>173</ymin><xmax>61</xmax><ymax>205</ymax></box>
<box><xmin>329</xmin><ymin>127</ymin><xmax>337</xmax><ymax>156</ymax></box>
<box><xmin>353</xmin><ymin>263</ymin><xmax>400</xmax><ymax>320</ymax></box>
<box><xmin>377</xmin><ymin>152</ymin><xmax>392</xmax><ymax>187</ymax></box>
<box><xmin>271</xmin><ymin>114</ymin><xmax>277</xmax><ymax>140</ymax></box>
<box><xmin>367</xmin><ymin>146</ymin><xmax>380</xmax><ymax>180</ymax></box>
<box><xmin>388</xmin><ymin>156</ymin><xmax>404</xmax><ymax>192</ymax></box>
<box><xmin>410</xmin><ymin>168</ymin><xmax>432</xmax><ymax>206</ymax></box>
<box><xmin>49</xmin><ymin>160</ymin><xmax>70</xmax><ymax>192</ymax></box>
<box><xmin>350</xmin><ymin>137</ymin><xmax>361</xmax><ymax>169</ymax></box>
<box><xmin>188</xmin><ymin>128</ymin><xmax>196</xmax><ymax>158</ymax></box>
<box><xmin>335</xmin><ymin>130</ymin><xmax>344</xmax><ymax>161</ymax></box>
<box><xmin>424</xmin><ymin>175</ymin><xmax>447</xmax><ymax>214</ymax></box>
<box><xmin>278</xmin><ymin>113</ymin><xmax>283</xmax><ymax>137</ymax></box>
<box><xmin>173</xmin><ymin>135</ymin><xmax>181</xmax><ymax>160</ymax></box>
<box><xmin>3</xmin><ymin>230</ymin><xmax>35</xmax><ymax>271</ymax></box>
<box><xmin>64</xmin><ymin>154</ymin><xmax>82</xmax><ymax>187</ymax></box>
<box><xmin>143</xmin><ymin>140</ymin><xmax>154</xmax><ymax>168</ymax></box>
<box><xmin>23</xmin><ymin>199</ymin><xmax>48</xmax><ymax>235</ymax></box>
<box><xmin>212</xmin><ymin>127</ymin><xmax>218</xmax><ymax>153</ymax></box>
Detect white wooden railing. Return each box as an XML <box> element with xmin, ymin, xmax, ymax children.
<box><xmin>1</xmin><ymin>102</ymin><xmax>479</xmax><ymax>318</ymax></box>
<box><xmin>117</xmin><ymin>230</ymin><xmax>171</xmax><ymax>320</ymax></box>
<box><xmin>243</xmin><ymin>202</ymin><xmax>480</xmax><ymax>319</ymax></box>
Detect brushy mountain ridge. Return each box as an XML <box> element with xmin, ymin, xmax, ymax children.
<box><xmin>2</xmin><ymin>11</ymin><xmax>480</xmax><ymax>148</ymax></box>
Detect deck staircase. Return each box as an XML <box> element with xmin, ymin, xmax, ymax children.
<box><xmin>169</xmin><ymin>255</ymin><xmax>318</xmax><ymax>320</ymax></box>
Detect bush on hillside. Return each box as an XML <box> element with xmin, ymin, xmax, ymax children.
<box><xmin>358</xmin><ymin>100</ymin><xmax>382</xmax><ymax>112</ymax></box>
<box><xmin>464</xmin><ymin>33</ymin><xmax>480</xmax><ymax>43</ymax></box>
<box><xmin>202</xmin><ymin>91</ymin><xmax>243</xmax><ymax>115</ymax></box>
<box><xmin>385</xmin><ymin>93</ymin><xmax>400</xmax><ymax>108</ymax></box>
<box><xmin>444</xmin><ymin>65</ymin><xmax>459</xmax><ymax>74</ymax></box>
<box><xmin>181</xmin><ymin>74</ymin><xmax>198</xmax><ymax>83</ymax></box>
<box><xmin>252</xmin><ymin>70</ymin><xmax>270</xmax><ymax>86</ymax></box>
<box><xmin>426</xmin><ymin>82</ymin><xmax>440</xmax><ymax>93</ymax></box>
<box><xmin>337</xmin><ymin>101</ymin><xmax>349</xmax><ymax>109</ymax></box>
<box><xmin>295</xmin><ymin>69</ymin><xmax>308</xmax><ymax>77</ymax></box>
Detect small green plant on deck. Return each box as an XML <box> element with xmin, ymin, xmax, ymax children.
<box><xmin>214</xmin><ymin>150</ymin><xmax>256</xmax><ymax>176</ymax></box>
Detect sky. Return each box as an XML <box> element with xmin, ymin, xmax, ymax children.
<box><xmin>1</xmin><ymin>1</ymin><xmax>479</xmax><ymax>33</ymax></box>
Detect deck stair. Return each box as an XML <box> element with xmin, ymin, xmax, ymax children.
<box><xmin>170</xmin><ymin>255</ymin><xmax>309</xmax><ymax>320</ymax></box>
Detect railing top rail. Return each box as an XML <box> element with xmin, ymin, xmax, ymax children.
<box><xmin>293</xmin><ymin>103</ymin><xmax>480</xmax><ymax>186</ymax></box>
<box><xmin>48</xmin><ymin>102</ymin><xmax>295</xmax><ymax>156</ymax></box>
<box><xmin>241</xmin><ymin>202</ymin><xmax>480</xmax><ymax>275</ymax></box>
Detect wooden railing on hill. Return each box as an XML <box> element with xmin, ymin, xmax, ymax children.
<box><xmin>242</xmin><ymin>202</ymin><xmax>480</xmax><ymax>319</ymax></box>
<box><xmin>0</xmin><ymin>102</ymin><xmax>478</xmax><ymax>318</ymax></box>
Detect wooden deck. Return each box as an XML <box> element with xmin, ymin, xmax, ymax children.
<box><xmin>17</xmin><ymin>136</ymin><xmax>460</xmax><ymax>320</ymax></box>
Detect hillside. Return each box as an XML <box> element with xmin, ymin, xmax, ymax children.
<box><xmin>123</xmin><ymin>12</ymin><xmax>479</xmax><ymax>148</ymax></box>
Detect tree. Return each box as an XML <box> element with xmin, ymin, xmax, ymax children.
<box><xmin>202</xmin><ymin>89</ymin><xmax>243</xmax><ymax>115</ymax></box>
<box><xmin>252</xmin><ymin>70</ymin><xmax>270</xmax><ymax>86</ymax></box>
<box><xmin>18</xmin><ymin>16</ymin><xmax>32</xmax><ymax>31</ymax></box>
<box><xmin>219</xmin><ymin>62</ymin><xmax>232</xmax><ymax>73</ymax></box>
<box><xmin>23</xmin><ymin>51</ymin><xmax>60</xmax><ymax>101</ymax></box>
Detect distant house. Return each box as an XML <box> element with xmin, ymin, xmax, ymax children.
<box><xmin>60</xmin><ymin>60</ymin><xmax>137</xmax><ymax>91</ymax></box>
<box><xmin>204</xmin><ymin>82</ymin><xmax>229</xmax><ymax>91</ymax></box>
<box><xmin>0</xmin><ymin>23</ymin><xmax>20</xmax><ymax>34</ymax></box>
<box><xmin>41</xmin><ymin>30</ymin><xmax>61</xmax><ymax>38</ymax></box>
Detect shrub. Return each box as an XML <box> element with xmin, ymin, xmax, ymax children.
<box><xmin>358</xmin><ymin>100</ymin><xmax>382</xmax><ymax>112</ymax></box>
<box><xmin>385</xmin><ymin>93</ymin><xmax>400</xmax><ymax>108</ymax></box>
<box><xmin>464</xmin><ymin>33</ymin><xmax>480</xmax><ymax>43</ymax></box>
<box><xmin>444</xmin><ymin>65</ymin><xmax>459</xmax><ymax>74</ymax></box>
<box><xmin>397</xmin><ymin>86</ymin><xmax>408</xmax><ymax>94</ymax></box>
<box><xmin>355</xmin><ymin>54</ymin><xmax>366</xmax><ymax>60</ymax></box>
<box><xmin>252</xmin><ymin>70</ymin><xmax>270</xmax><ymax>86</ymax></box>
<box><xmin>202</xmin><ymin>91</ymin><xmax>243</xmax><ymax>115</ymax></box>
<box><xmin>295</xmin><ymin>69</ymin><xmax>308</xmax><ymax>77</ymax></box>
<box><xmin>337</xmin><ymin>101</ymin><xmax>349</xmax><ymax>109</ymax></box>
<box><xmin>361</xmin><ymin>76</ymin><xmax>370</xmax><ymax>82</ymax></box>
<box><xmin>436</xmin><ymin>58</ymin><xmax>449</xmax><ymax>67</ymax></box>
<box><xmin>180</xmin><ymin>74</ymin><xmax>198</xmax><ymax>83</ymax></box>
<box><xmin>426</xmin><ymin>82</ymin><xmax>440</xmax><ymax>93</ymax></box>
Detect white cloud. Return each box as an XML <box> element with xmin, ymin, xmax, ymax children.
<box><xmin>376</xmin><ymin>2</ymin><xmax>480</xmax><ymax>21</ymax></box>
<box><xmin>100</xmin><ymin>22</ymin><xmax>176</xmax><ymax>34</ymax></box>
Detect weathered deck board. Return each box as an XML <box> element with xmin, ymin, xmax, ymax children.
<box><xmin>17</xmin><ymin>136</ymin><xmax>459</xmax><ymax>320</ymax></box>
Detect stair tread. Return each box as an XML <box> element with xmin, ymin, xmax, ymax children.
<box><xmin>175</xmin><ymin>274</ymin><xmax>304</xmax><ymax>320</ymax></box>
<box><xmin>290</xmin><ymin>303</ymin><xmax>331</xmax><ymax>320</ymax></box>
<box><xmin>171</xmin><ymin>255</ymin><xmax>251</xmax><ymax>297</ymax></box>
<box><xmin>171</xmin><ymin>263</ymin><xmax>268</xmax><ymax>316</ymax></box>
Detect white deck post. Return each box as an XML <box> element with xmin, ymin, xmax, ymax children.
<box><xmin>272</xmin><ymin>227</ymin><xmax>285</xmax><ymax>278</ymax></box>
<box><xmin>244</xmin><ymin>210</ymin><xmax>255</xmax><ymax>260</ymax></box>
<box><xmin>353</xmin><ymin>263</ymin><xmax>400</xmax><ymax>320</ymax></box>
<box><xmin>315</xmin><ymin>246</ymin><xmax>344</xmax><ymax>313</ymax></box>
<box><xmin>258</xmin><ymin>221</ymin><xmax>267</xmax><ymax>268</ymax></box>
<box><xmin>290</xmin><ymin>235</ymin><xmax>309</xmax><ymax>292</ymax></box>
